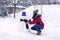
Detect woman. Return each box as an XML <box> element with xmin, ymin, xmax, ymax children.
<box><xmin>27</xmin><ymin>9</ymin><xmax>44</xmax><ymax>35</ymax></box>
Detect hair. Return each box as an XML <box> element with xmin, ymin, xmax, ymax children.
<box><xmin>32</xmin><ymin>10</ymin><xmax>42</xmax><ymax>19</ymax></box>
<box><xmin>32</xmin><ymin>9</ymin><xmax>38</xmax><ymax>19</ymax></box>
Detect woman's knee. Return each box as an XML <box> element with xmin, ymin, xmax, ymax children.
<box><xmin>31</xmin><ymin>27</ymin><xmax>34</xmax><ymax>30</ymax></box>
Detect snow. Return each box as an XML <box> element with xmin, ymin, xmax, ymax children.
<box><xmin>0</xmin><ymin>5</ymin><xmax>60</xmax><ymax>40</ymax></box>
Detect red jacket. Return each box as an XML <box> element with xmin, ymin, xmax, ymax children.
<box><xmin>28</xmin><ymin>17</ymin><xmax>44</xmax><ymax>27</ymax></box>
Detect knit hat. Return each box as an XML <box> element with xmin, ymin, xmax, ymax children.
<box><xmin>33</xmin><ymin>9</ymin><xmax>38</xmax><ymax>13</ymax></box>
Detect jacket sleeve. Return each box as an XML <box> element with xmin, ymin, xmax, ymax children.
<box><xmin>28</xmin><ymin>19</ymin><xmax>35</xmax><ymax>24</ymax></box>
<box><xmin>28</xmin><ymin>17</ymin><xmax>44</xmax><ymax>27</ymax></box>
<box><xmin>28</xmin><ymin>18</ymin><xmax>39</xmax><ymax>24</ymax></box>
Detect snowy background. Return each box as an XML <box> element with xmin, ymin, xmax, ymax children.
<box><xmin>0</xmin><ymin>5</ymin><xmax>60</xmax><ymax>40</ymax></box>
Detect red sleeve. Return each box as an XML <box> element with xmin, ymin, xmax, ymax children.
<box><xmin>28</xmin><ymin>19</ymin><xmax>35</xmax><ymax>24</ymax></box>
<box><xmin>28</xmin><ymin>18</ymin><xmax>39</xmax><ymax>24</ymax></box>
<box><xmin>28</xmin><ymin>17</ymin><xmax>44</xmax><ymax>27</ymax></box>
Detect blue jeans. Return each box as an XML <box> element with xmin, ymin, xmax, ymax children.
<box><xmin>31</xmin><ymin>24</ymin><xmax>44</xmax><ymax>31</ymax></box>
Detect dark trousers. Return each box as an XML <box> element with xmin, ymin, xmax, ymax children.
<box><xmin>26</xmin><ymin>24</ymin><xmax>44</xmax><ymax>31</ymax></box>
<box><xmin>31</xmin><ymin>24</ymin><xmax>44</xmax><ymax>31</ymax></box>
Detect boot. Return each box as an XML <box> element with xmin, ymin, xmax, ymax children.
<box><xmin>36</xmin><ymin>31</ymin><xmax>41</xmax><ymax>35</ymax></box>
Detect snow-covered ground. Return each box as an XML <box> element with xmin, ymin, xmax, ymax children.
<box><xmin>0</xmin><ymin>5</ymin><xmax>60</xmax><ymax>40</ymax></box>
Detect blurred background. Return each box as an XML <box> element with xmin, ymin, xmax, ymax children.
<box><xmin>0</xmin><ymin>0</ymin><xmax>60</xmax><ymax>18</ymax></box>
